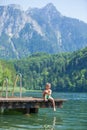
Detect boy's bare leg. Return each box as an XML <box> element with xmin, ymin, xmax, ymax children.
<box><xmin>49</xmin><ymin>98</ymin><xmax>56</xmax><ymax>111</ymax></box>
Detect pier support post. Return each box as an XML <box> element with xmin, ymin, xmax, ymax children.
<box><xmin>0</xmin><ymin>107</ymin><xmax>5</xmax><ymax>114</ymax></box>
<box><xmin>30</xmin><ymin>108</ymin><xmax>39</xmax><ymax>113</ymax></box>
<box><xmin>26</xmin><ymin>108</ymin><xmax>39</xmax><ymax>114</ymax></box>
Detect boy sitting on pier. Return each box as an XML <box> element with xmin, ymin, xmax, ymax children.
<box><xmin>43</xmin><ymin>83</ymin><xmax>56</xmax><ymax>111</ymax></box>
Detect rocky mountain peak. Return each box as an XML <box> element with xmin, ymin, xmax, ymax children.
<box><xmin>44</xmin><ymin>3</ymin><xmax>56</xmax><ymax>10</ymax></box>
<box><xmin>43</xmin><ymin>3</ymin><xmax>61</xmax><ymax>16</ymax></box>
<box><xmin>7</xmin><ymin>4</ymin><xmax>22</xmax><ymax>10</ymax></box>
<box><xmin>0</xmin><ymin>3</ymin><xmax>87</xmax><ymax>59</ymax></box>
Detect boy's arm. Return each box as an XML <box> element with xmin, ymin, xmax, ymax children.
<box><xmin>48</xmin><ymin>89</ymin><xmax>52</xmax><ymax>95</ymax></box>
<box><xmin>43</xmin><ymin>91</ymin><xmax>47</xmax><ymax>101</ymax></box>
<box><xmin>43</xmin><ymin>91</ymin><xmax>45</xmax><ymax>99</ymax></box>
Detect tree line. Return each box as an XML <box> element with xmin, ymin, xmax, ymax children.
<box><xmin>0</xmin><ymin>47</ymin><xmax>87</xmax><ymax>92</ymax></box>
<box><xmin>14</xmin><ymin>47</ymin><xmax>87</xmax><ymax>92</ymax></box>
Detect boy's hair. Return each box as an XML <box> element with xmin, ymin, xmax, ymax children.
<box><xmin>46</xmin><ymin>83</ymin><xmax>51</xmax><ymax>88</ymax></box>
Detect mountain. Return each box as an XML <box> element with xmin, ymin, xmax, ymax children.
<box><xmin>0</xmin><ymin>3</ymin><xmax>87</xmax><ymax>59</ymax></box>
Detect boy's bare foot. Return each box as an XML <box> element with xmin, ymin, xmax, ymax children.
<box><xmin>54</xmin><ymin>108</ymin><xmax>56</xmax><ymax>111</ymax></box>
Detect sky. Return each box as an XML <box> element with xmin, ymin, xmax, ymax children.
<box><xmin>0</xmin><ymin>0</ymin><xmax>87</xmax><ymax>23</ymax></box>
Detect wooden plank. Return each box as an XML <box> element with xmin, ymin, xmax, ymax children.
<box><xmin>0</xmin><ymin>97</ymin><xmax>67</xmax><ymax>103</ymax></box>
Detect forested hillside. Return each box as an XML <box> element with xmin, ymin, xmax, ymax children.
<box><xmin>13</xmin><ymin>47</ymin><xmax>87</xmax><ymax>92</ymax></box>
<box><xmin>0</xmin><ymin>47</ymin><xmax>87</xmax><ymax>92</ymax></box>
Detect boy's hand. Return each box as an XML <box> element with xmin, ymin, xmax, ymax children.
<box><xmin>44</xmin><ymin>98</ymin><xmax>48</xmax><ymax>101</ymax></box>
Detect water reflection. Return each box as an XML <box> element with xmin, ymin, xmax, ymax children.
<box><xmin>43</xmin><ymin>116</ymin><xmax>56</xmax><ymax>130</ymax></box>
<box><xmin>0</xmin><ymin>114</ymin><xmax>63</xmax><ymax>130</ymax></box>
<box><xmin>38</xmin><ymin>111</ymin><xmax>63</xmax><ymax>130</ymax></box>
<box><xmin>0</xmin><ymin>93</ymin><xmax>87</xmax><ymax>130</ymax></box>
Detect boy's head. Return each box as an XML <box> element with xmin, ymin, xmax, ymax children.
<box><xmin>46</xmin><ymin>83</ymin><xmax>51</xmax><ymax>89</ymax></box>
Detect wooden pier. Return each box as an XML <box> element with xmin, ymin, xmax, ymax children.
<box><xmin>0</xmin><ymin>97</ymin><xmax>67</xmax><ymax>114</ymax></box>
<box><xmin>0</xmin><ymin>76</ymin><xmax>67</xmax><ymax>114</ymax></box>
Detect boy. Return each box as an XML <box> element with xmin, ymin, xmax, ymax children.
<box><xmin>43</xmin><ymin>83</ymin><xmax>56</xmax><ymax>111</ymax></box>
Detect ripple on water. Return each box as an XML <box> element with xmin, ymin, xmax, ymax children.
<box><xmin>0</xmin><ymin>93</ymin><xmax>87</xmax><ymax>130</ymax></box>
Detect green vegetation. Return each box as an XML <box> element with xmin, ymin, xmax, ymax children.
<box><xmin>0</xmin><ymin>60</ymin><xmax>16</xmax><ymax>86</ymax></box>
<box><xmin>0</xmin><ymin>86</ymin><xmax>26</xmax><ymax>92</ymax></box>
<box><xmin>0</xmin><ymin>47</ymin><xmax>87</xmax><ymax>92</ymax></box>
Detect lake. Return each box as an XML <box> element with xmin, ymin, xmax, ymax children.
<box><xmin>0</xmin><ymin>92</ymin><xmax>87</xmax><ymax>130</ymax></box>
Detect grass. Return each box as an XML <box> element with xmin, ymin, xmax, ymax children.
<box><xmin>26</xmin><ymin>89</ymin><xmax>42</xmax><ymax>92</ymax></box>
<box><xmin>0</xmin><ymin>86</ymin><xmax>42</xmax><ymax>93</ymax></box>
<box><xmin>0</xmin><ymin>86</ymin><xmax>27</xmax><ymax>92</ymax></box>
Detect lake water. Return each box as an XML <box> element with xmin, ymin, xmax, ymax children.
<box><xmin>0</xmin><ymin>93</ymin><xmax>87</xmax><ymax>130</ymax></box>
